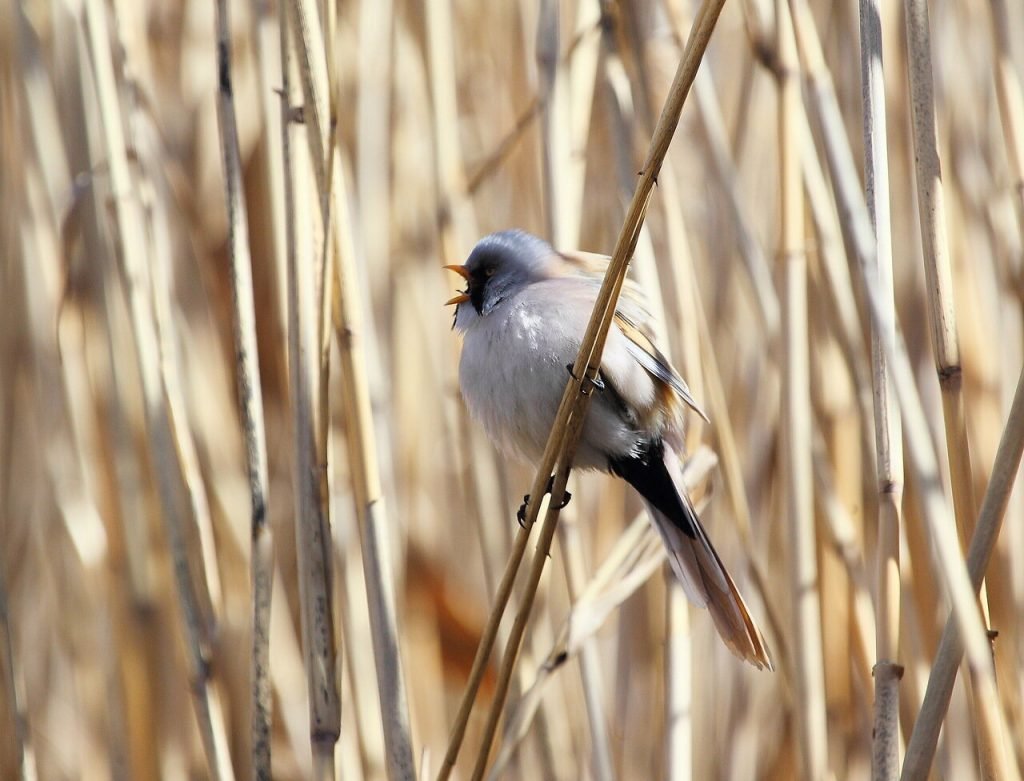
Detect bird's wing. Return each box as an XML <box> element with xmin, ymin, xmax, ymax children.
<box><xmin>555</xmin><ymin>250</ymin><xmax>709</xmax><ymax>422</ymax></box>
<box><xmin>613</xmin><ymin>311</ymin><xmax>710</xmax><ymax>423</ymax></box>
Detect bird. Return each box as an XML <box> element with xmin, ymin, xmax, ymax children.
<box><xmin>445</xmin><ymin>229</ymin><xmax>773</xmax><ymax>671</ymax></box>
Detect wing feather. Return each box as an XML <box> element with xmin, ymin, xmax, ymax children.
<box><xmin>556</xmin><ymin>249</ymin><xmax>709</xmax><ymax>422</ymax></box>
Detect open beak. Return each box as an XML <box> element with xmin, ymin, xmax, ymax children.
<box><xmin>444</xmin><ymin>264</ymin><xmax>471</xmax><ymax>306</ymax></box>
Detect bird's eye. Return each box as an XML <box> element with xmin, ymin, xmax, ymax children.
<box><xmin>484</xmin><ymin>266</ymin><xmax>496</xmax><ymax>277</ymax></box>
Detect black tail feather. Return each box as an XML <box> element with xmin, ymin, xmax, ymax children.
<box><xmin>608</xmin><ymin>441</ymin><xmax>696</xmax><ymax>539</ymax></box>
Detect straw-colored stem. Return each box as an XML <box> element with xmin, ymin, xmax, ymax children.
<box><xmin>776</xmin><ymin>3</ymin><xmax>828</xmax><ymax>778</ymax></box>
<box><xmin>858</xmin><ymin>0</ymin><xmax>904</xmax><ymax>775</ymax></box>
<box><xmin>852</xmin><ymin>253</ymin><xmax>1016</xmax><ymax>781</ymax></box>
<box><xmin>0</xmin><ymin>565</ymin><xmax>34</xmax><ymax>781</ymax></box>
<box><xmin>778</xmin><ymin>3</ymin><xmax>1013</xmax><ymax>771</ymax></box>
<box><xmin>294</xmin><ymin>9</ymin><xmax>417</xmax><ymax>765</ymax></box>
<box><xmin>82</xmin><ymin>1</ymin><xmax>233</xmax><ymax>776</ymax></box>
<box><xmin>330</xmin><ymin>154</ymin><xmax>417</xmax><ymax>781</ymax></box>
<box><xmin>901</xmin><ymin>363</ymin><xmax>1024</xmax><ymax>779</ymax></box>
<box><xmin>468</xmin><ymin>457</ymin><xmax>578</xmax><ymax>781</ymax></box>
<box><xmin>537</xmin><ymin>5</ymin><xmax>614</xmax><ymax>776</ymax></box>
<box><xmin>665</xmin><ymin>579</ymin><xmax>692</xmax><ymax>781</ymax></box>
<box><xmin>989</xmin><ymin>0</ymin><xmax>1024</xmax><ymax>243</ymax></box>
<box><xmin>555</xmin><ymin>513</ymin><xmax>615</xmax><ymax>781</ymax></box>
<box><xmin>902</xmin><ymin>0</ymin><xmax>981</xmax><ymax>548</ymax></box>
<box><xmin>279</xmin><ymin>8</ymin><xmax>340</xmax><ymax>778</ymax></box>
<box><xmin>212</xmin><ymin>2</ymin><xmax>273</xmax><ymax>777</ymax></box>
<box><xmin>901</xmin><ymin>3</ymin><xmax>1012</xmax><ymax>776</ymax></box>
<box><xmin>691</xmin><ymin>66</ymin><xmax>781</xmax><ymax>337</ymax></box>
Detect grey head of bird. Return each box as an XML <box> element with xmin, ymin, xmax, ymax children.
<box><xmin>444</xmin><ymin>230</ymin><xmax>554</xmax><ymax>317</ymax></box>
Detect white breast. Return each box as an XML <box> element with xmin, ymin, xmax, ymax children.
<box><xmin>455</xmin><ymin>285</ymin><xmax>647</xmax><ymax>469</ymax></box>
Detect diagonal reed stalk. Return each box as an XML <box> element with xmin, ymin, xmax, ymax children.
<box><xmin>901</xmin><ymin>365</ymin><xmax>1024</xmax><ymax>779</ymax></box>
<box><xmin>330</xmin><ymin>154</ymin><xmax>418</xmax><ymax>781</ymax></box>
<box><xmin>438</xmin><ymin>2</ymin><xmax>731</xmax><ymax>777</ymax></box>
<box><xmin>464</xmin><ymin>2</ymin><xmax>730</xmax><ymax>777</ymax></box>
<box><xmin>901</xmin><ymin>0</ymin><xmax>982</xmax><ymax>585</ymax></box>
<box><xmin>212</xmin><ymin>2</ymin><xmax>274</xmax><ymax>778</ymax></box>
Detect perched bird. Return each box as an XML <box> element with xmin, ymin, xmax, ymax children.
<box><xmin>445</xmin><ymin>229</ymin><xmax>773</xmax><ymax>670</ymax></box>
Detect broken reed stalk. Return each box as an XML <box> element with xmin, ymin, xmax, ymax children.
<box><xmin>900</xmin><ymin>2</ymin><xmax>1015</xmax><ymax>776</ymax></box>
<box><xmin>464</xmin><ymin>1</ymin><xmax>730</xmax><ymax>777</ymax></box>
<box><xmin>776</xmin><ymin>3</ymin><xmax>828</xmax><ymax>778</ymax></box>
<box><xmin>901</xmin><ymin>363</ymin><xmax>1024</xmax><ymax>779</ymax></box>
<box><xmin>278</xmin><ymin>8</ymin><xmax>340</xmax><ymax>779</ymax></box>
<box><xmin>857</xmin><ymin>0</ymin><xmax>903</xmax><ymax>775</ymax></box>
<box><xmin>82</xmin><ymin>1</ymin><xmax>233</xmax><ymax>777</ymax></box>
<box><xmin>212</xmin><ymin>2</ymin><xmax>274</xmax><ymax>777</ymax></box>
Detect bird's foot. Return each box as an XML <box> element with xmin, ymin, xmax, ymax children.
<box><xmin>517</xmin><ymin>495</ymin><xmax>531</xmax><ymax>527</ymax></box>
<box><xmin>517</xmin><ymin>475</ymin><xmax>572</xmax><ymax>526</ymax></box>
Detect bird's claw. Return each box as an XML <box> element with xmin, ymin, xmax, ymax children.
<box><xmin>516</xmin><ymin>480</ymin><xmax>572</xmax><ymax>526</ymax></box>
<box><xmin>517</xmin><ymin>495</ymin><xmax>530</xmax><ymax>527</ymax></box>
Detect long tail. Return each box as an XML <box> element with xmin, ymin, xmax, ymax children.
<box><xmin>610</xmin><ymin>445</ymin><xmax>774</xmax><ymax>670</ymax></box>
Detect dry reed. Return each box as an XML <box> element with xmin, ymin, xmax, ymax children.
<box><xmin>3</xmin><ymin>1</ymin><xmax>1024</xmax><ymax>780</ymax></box>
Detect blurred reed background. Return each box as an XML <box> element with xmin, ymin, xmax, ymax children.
<box><xmin>2</xmin><ymin>0</ymin><xmax>1024</xmax><ymax>779</ymax></box>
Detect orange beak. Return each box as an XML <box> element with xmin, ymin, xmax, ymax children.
<box><xmin>444</xmin><ymin>264</ymin><xmax>471</xmax><ymax>306</ymax></box>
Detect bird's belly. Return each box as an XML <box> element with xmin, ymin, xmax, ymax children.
<box><xmin>459</xmin><ymin>318</ymin><xmax>567</xmax><ymax>463</ymax></box>
<box><xmin>458</xmin><ymin>307</ymin><xmax>638</xmax><ymax>469</ymax></box>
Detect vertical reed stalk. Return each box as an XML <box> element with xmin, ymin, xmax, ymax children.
<box><xmin>553</xmin><ymin>509</ymin><xmax>615</xmax><ymax>781</ymax></box>
<box><xmin>989</xmin><ymin>0</ymin><xmax>1024</xmax><ymax>238</ymax></box>
<box><xmin>991</xmin><ymin>0</ymin><xmax>1024</xmax><ymax>241</ymax></box>
<box><xmin>858</xmin><ymin>0</ymin><xmax>904</xmax><ymax>776</ymax></box>
<box><xmin>538</xmin><ymin>5</ymin><xmax>614</xmax><ymax>777</ymax></box>
<box><xmin>664</xmin><ymin>580</ymin><xmax>692</xmax><ymax>781</ymax></box>
<box><xmin>278</xmin><ymin>7</ymin><xmax>340</xmax><ymax>777</ymax></box>
<box><xmin>330</xmin><ymin>154</ymin><xmax>418</xmax><ymax>781</ymax></box>
<box><xmin>900</xmin><ymin>2</ymin><xmax>1016</xmax><ymax>776</ymax></box>
<box><xmin>0</xmin><ymin>566</ymin><xmax>34</xmax><ymax>781</ymax></box>
<box><xmin>776</xmin><ymin>3</ymin><xmax>829</xmax><ymax>778</ymax></box>
<box><xmin>82</xmin><ymin>1</ymin><xmax>233</xmax><ymax>776</ymax></box>
<box><xmin>901</xmin><ymin>0</ymin><xmax>981</xmax><ymax>567</ymax></box>
<box><xmin>212</xmin><ymin>3</ymin><xmax>273</xmax><ymax>777</ymax></box>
